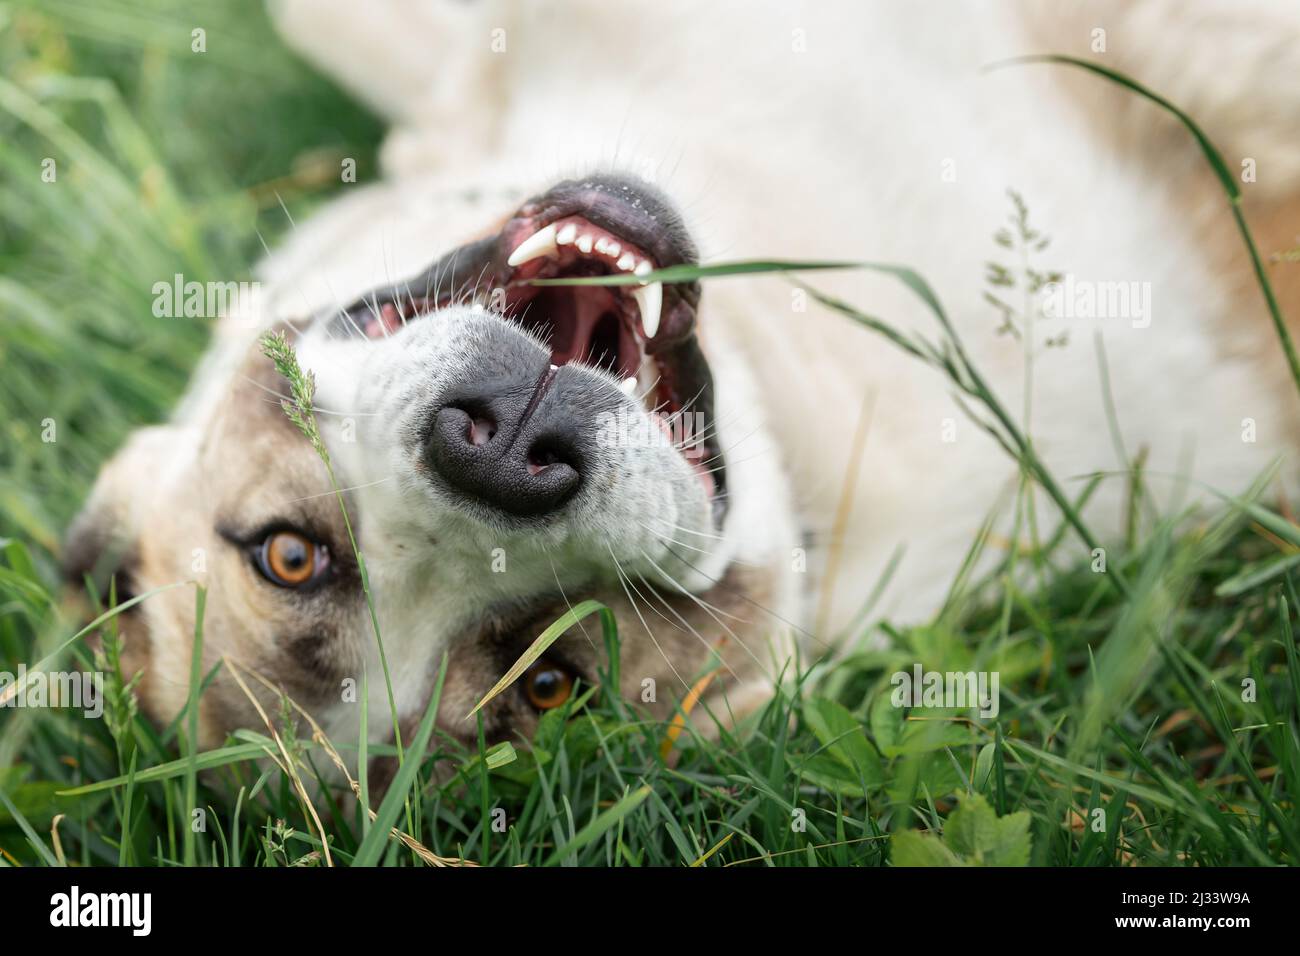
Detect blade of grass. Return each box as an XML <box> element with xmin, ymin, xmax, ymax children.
<box><xmin>182</xmin><ymin>585</ymin><xmax>206</xmax><ymax>867</ymax></box>
<box><xmin>260</xmin><ymin>332</ymin><xmax>405</xmax><ymax>758</ymax></box>
<box><xmin>468</xmin><ymin>599</ymin><xmax>614</xmax><ymax>718</ymax></box>
<box><xmin>990</xmin><ymin>54</ymin><xmax>1299</xmax><ymax>400</ymax></box>
<box><xmin>1281</xmin><ymin>587</ymin><xmax>1300</xmax><ymax>723</ymax></box>
<box><xmin>544</xmin><ymin>784</ymin><xmax>651</xmax><ymax>866</ymax></box>
<box><xmin>0</xmin><ymin>581</ymin><xmax>189</xmax><ymax>709</ymax></box>
<box><xmin>55</xmin><ymin>743</ymin><xmax>270</xmax><ymax>797</ymax></box>
<box><xmin>0</xmin><ymin>787</ymin><xmax>60</xmax><ymax>866</ymax></box>
<box><xmin>529</xmin><ymin>259</ymin><xmax>862</xmax><ymax>286</ymax></box>
<box><xmin>351</xmin><ymin>654</ymin><xmax>448</xmax><ymax>867</ymax></box>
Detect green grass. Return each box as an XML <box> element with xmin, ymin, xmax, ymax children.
<box><xmin>2</xmin><ymin>1</ymin><xmax>1299</xmax><ymax>867</ymax></box>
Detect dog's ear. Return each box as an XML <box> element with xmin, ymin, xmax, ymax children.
<box><xmin>62</xmin><ymin>426</ymin><xmax>181</xmax><ymax>603</ymax></box>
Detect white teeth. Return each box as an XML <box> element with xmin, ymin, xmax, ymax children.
<box><xmin>632</xmin><ymin>282</ymin><xmax>662</xmax><ymax>337</ymax></box>
<box><xmin>616</xmin><ymin>253</ymin><xmax>635</xmax><ymax>271</ymax></box>
<box><xmin>606</xmin><ymin>242</ymin><xmax>620</xmax><ymax>258</ymax></box>
<box><xmin>556</xmin><ymin>223</ymin><xmax>577</xmax><ymax>245</ymax></box>
<box><xmin>506</xmin><ymin>223</ymin><xmax>557</xmax><ymax>266</ymax></box>
<box><xmin>634</xmin><ymin>260</ymin><xmax>653</xmax><ymax>278</ymax></box>
<box><xmin>619</xmin><ymin>376</ymin><xmax>638</xmax><ymax>395</ymax></box>
<box><xmin>576</xmin><ymin>234</ymin><xmax>594</xmax><ymax>253</ymax></box>
<box><xmin>594</xmin><ymin>238</ymin><xmax>611</xmax><ymax>254</ymax></box>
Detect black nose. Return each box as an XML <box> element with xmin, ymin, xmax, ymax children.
<box><xmin>426</xmin><ymin>365</ymin><xmax>592</xmax><ymax>517</ymax></box>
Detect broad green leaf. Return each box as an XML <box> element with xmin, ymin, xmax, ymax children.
<box><xmin>890</xmin><ymin>720</ymin><xmax>971</xmax><ymax>757</ymax></box>
<box><xmin>944</xmin><ymin>794</ymin><xmax>1003</xmax><ymax>860</ymax></box>
<box><xmin>891</xmin><ymin>829</ymin><xmax>964</xmax><ymax>867</ymax></box>
<box><xmin>942</xmin><ymin>794</ymin><xmax>1032</xmax><ymax>866</ymax></box>
<box><xmin>869</xmin><ymin>692</ymin><xmax>903</xmax><ymax>756</ymax></box>
<box><xmin>0</xmin><ymin>780</ymin><xmax>105</xmax><ymax>827</ymax></box>
<box><xmin>974</xmin><ymin>743</ymin><xmax>995</xmax><ymax>792</ymax></box>
<box><xmin>887</xmin><ymin>752</ymin><xmax>966</xmax><ymax>804</ymax></box>
<box><xmin>804</xmin><ymin>697</ymin><xmax>883</xmax><ymax>786</ymax></box>
<box><xmin>801</xmin><ymin>753</ymin><xmax>871</xmax><ymax>798</ymax></box>
<box><xmin>981</xmin><ymin>810</ymin><xmax>1033</xmax><ymax>867</ymax></box>
<box><xmin>0</xmin><ymin>787</ymin><xmax>60</xmax><ymax>866</ymax></box>
<box><xmin>891</xmin><ymin>794</ymin><xmax>1031</xmax><ymax>867</ymax></box>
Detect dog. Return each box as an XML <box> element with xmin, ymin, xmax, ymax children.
<box><xmin>63</xmin><ymin>0</ymin><xmax>1300</xmax><ymax>756</ymax></box>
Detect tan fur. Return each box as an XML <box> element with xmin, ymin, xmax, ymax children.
<box><xmin>66</xmin><ymin>328</ymin><xmax>787</xmax><ymax>754</ymax></box>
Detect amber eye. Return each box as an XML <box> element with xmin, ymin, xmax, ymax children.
<box><xmin>257</xmin><ymin>531</ymin><xmax>327</xmax><ymax>587</ymax></box>
<box><xmin>523</xmin><ymin>661</ymin><xmax>574</xmax><ymax>711</ymax></box>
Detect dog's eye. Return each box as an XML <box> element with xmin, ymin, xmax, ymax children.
<box><xmin>523</xmin><ymin>661</ymin><xmax>574</xmax><ymax>711</ymax></box>
<box><xmin>256</xmin><ymin>531</ymin><xmax>328</xmax><ymax>587</ymax></box>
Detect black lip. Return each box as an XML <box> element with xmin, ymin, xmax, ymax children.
<box><xmin>518</xmin><ymin>173</ymin><xmax>699</xmax><ymax>272</ymax></box>
<box><xmin>329</xmin><ymin>235</ymin><xmax>500</xmax><ymax>336</ymax></box>
<box><xmin>331</xmin><ymin>174</ymin><xmax>701</xmax><ymax>337</ymax></box>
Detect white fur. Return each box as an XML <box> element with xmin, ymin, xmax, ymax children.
<box><xmin>190</xmin><ymin>0</ymin><xmax>1300</xmax><ymax>683</ymax></box>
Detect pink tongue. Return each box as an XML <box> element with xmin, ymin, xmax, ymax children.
<box><xmin>364</xmin><ymin>302</ymin><xmax>404</xmax><ymax>338</ymax></box>
<box><xmin>552</xmin><ymin>288</ymin><xmax>615</xmax><ymax>364</ymax></box>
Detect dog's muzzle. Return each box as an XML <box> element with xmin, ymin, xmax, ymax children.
<box><xmin>424</xmin><ymin>327</ymin><xmax>623</xmax><ymax>517</ymax></box>
<box><xmin>331</xmin><ymin>174</ymin><xmax>727</xmax><ymax>525</ymax></box>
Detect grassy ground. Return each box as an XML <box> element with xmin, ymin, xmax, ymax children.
<box><xmin>2</xmin><ymin>1</ymin><xmax>1298</xmax><ymax>867</ymax></box>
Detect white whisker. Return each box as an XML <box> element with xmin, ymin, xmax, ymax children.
<box><xmin>280</xmin><ymin>476</ymin><xmax>395</xmax><ymax>505</ymax></box>
<box><xmin>639</xmin><ymin>549</ymin><xmax>777</xmax><ymax>684</ymax></box>
<box><xmin>607</xmin><ymin>544</ymin><xmax>691</xmax><ymax>693</ymax></box>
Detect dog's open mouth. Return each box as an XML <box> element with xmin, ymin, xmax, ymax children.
<box><xmin>504</xmin><ymin>216</ymin><xmax>661</xmax><ymax>380</ymax></box>
<box><xmin>335</xmin><ymin>175</ymin><xmax>726</xmax><ymax>516</ymax></box>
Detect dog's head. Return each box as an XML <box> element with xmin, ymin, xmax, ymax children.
<box><xmin>64</xmin><ymin>174</ymin><xmax>798</xmax><ymax>753</ymax></box>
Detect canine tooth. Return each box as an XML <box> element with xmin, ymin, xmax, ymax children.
<box><xmin>506</xmin><ymin>223</ymin><xmax>557</xmax><ymax>266</ymax></box>
<box><xmin>632</xmin><ymin>282</ymin><xmax>662</xmax><ymax>337</ymax></box>
<box><xmin>634</xmin><ymin>260</ymin><xmax>652</xmax><ymax>277</ymax></box>
<box><xmin>576</xmin><ymin>234</ymin><xmax>594</xmax><ymax>253</ymax></box>
<box><xmin>556</xmin><ymin>223</ymin><xmax>577</xmax><ymax>245</ymax></box>
<box><xmin>617</xmin><ymin>254</ymin><xmax>635</xmax><ymax>271</ymax></box>
<box><xmin>619</xmin><ymin>376</ymin><xmax>638</xmax><ymax>395</ymax></box>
